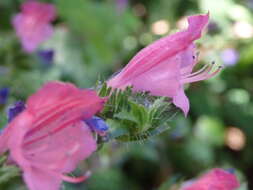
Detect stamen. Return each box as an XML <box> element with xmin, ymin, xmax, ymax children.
<box><xmin>182</xmin><ymin>62</ymin><xmax>214</xmax><ymax>80</ymax></box>
<box><xmin>181</xmin><ymin>65</ymin><xmax>222</xmax><ymax>84</ymax></box>
<box><xmin>182</xmin><ymin>63</ymin><xmax>210</xmax><ymax>77</ymax></box>
<box><xmin>61</xmin><ymin>171</ymin><xmax>91</xmax><ymax>183</ymax></box>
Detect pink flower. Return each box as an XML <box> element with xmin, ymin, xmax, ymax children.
<box><xmin>107</xmin><ymin>13</ymin><xmax>221</xmax><ymax>116</ymax></box>
<box><xmin>12</xmin><ymin>1</ymin><xmax>56</xmax><ymax>53</ymax></box>
<box><xmin>0</xmin><ymin>81</ymin><xmax>105</xmax><ymax>190</ymax></box>
<box><xmin>181</xmin><ymin>168</ymin><xmax>240</xmax><ymax>190</ymax></box>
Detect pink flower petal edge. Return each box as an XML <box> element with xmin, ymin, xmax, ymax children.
<box><xmin>181</xmin><ymin>168</ymin><xmax>240</xmax><ymax>190</ymax></box>
<box><xmin>108</xmin><ymin>13</ymin><xmax>221</xmax><ymax>116</ymax></box>
<box><xmin>12</xmin><ymin>1</ymin><xmax>56</xmax><ymax>53</ymax></box>
<box><xmin>0</xmin><ymin>81</ymin><xmax>106</xmax><ymax>190</ymax></box>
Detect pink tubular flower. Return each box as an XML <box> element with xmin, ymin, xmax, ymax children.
<box><xmin>0</xmin><ymin>81</ymin><xmax>106</xmax><ymax>190</ymax></box>
<box><xmin>107</xmin><ymin>13</ymin><xmax>221</xmax><ymax>116</ymax></box>
<box><xmin>12</xmin><ymin>1</ymin><xmax>56</xmax><ymax>52</ymax></box>
<box><xmin>181</xmin><ymin>168</ymin><xmax>240</xmax><ymax>190</ymax></box>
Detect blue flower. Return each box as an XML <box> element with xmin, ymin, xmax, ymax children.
<box><xmin>37</xmin><ymin>49</ymin><xmax>54</xmax><ymax>66</ymax></box>
<box><xmin>85</xmin><ymin>116</ymin><xmax>109</xmax><ymax>136</ymax></box>
<box><xmin>8</xmin><ymin>101</ymin><xmax>26</xmax><ymax>123</ymax></box>
<box><xmin>0</xmin><ymin>88</ymin><xmax>9</xmax><ymax>105</ymax></box>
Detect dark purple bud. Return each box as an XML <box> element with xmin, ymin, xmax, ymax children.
<box><xmin>85</xmin><ymin>116</ymin><xmax>109</xmax><ymax>136</ymax></box>
<box><xmin>0</xmin><ymin>88</ymin><xmax>9</xmax><ymax>105</ymax></box>
<box><xmin>207</xmin><ymin>21</ymin><xmax>220</xmax><ymax>34</ymax></box>
<box><xmin>8</xmin><ymin>101</ymin><xmax>26</xmax><ymax>123</ymax></box>
<box><xmin>37</xmin><ymin>49</ymin><xmax>54</xmax><ymax>66</ymax></box>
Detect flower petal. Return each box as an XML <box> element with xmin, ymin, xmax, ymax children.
<box><xmin>130</xmin><ymin>56</ymin><xmax>181</xmax><ymax>97</ymax></box>
<box><xmin>21</xmin><ymin>1</ymin><xmax>56</xmax><ymax>22</ymax></box>
<box><xmin>108</xmin><ymin>13</ymin><xmax>209</xmax><ymax>87</ymax></box>
<box><xmin>26</xmin><ymin>81</ymin><xmax>104</xmax><ymax>118</ymax></box>
<box><xmin>23</xmin><ymin>122</ymin><xmax>96</xmax><ymax>173</ymax></box>
<box><xmin>172</xmin><ymin>87</ymin><xmax>189</xmax><ymax>116</ymax></box>
<box><xmin>12</xmin><ymin>1</ymin><xmax>56</xmax><ymax>52</ymax></box>
<box><xmin>181</xmin><ymin>168</ymin><xmax>240</xmax><ymax>190</ymax></box>
<box><xmin>23</xmin><ymin>167</ymin><xmax>61</xmax><ymax>190</ymax></box>
<box><xmin>12</xmin><ymin>14</ymin><xmax>53</xmax><ymax>52</ymax></box>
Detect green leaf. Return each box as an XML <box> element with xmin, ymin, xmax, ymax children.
<box><xmin>98</xmin><ymin>83</ymin><xmax>179</xmax><ymax>143</ymax></box>
<box><xmin>0</xmin><ymin>165</ymin><xmax>20</xmax><ymax>184</ymax></box>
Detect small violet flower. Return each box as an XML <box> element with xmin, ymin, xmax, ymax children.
<box><xmin>0</xmin><ymin>87</ymin><xmax>9</xmax><ymax>105</ymax></box>
<box><xmin>8</xmin><ymin>101</ymin><xmax>26</xmax><ymax>123</ymax></box>
<box><xmin>107</xmin><ymin>13</ymin><xmax>221</xmax><ymax>116</ymax></box>
<box><xmin>0</xmin><ymin>81</ymin><xmax>106</xmax><ymax>190</ymax></box>
<box><xmin>37</xmin><ymin>49</ymin><xmax>54</xmax><ymax>66</ymax></box>
<box><xmin>12</xmin><ymin>1</ymin><xmax>56</xmax><ymax>53</ymax></box>
<box><xmin>220</xmin><ymin>48</ymin><xmax>239</xmax><ymax>66</ymax></box>
<box><xmin>85</xmin><ymin>116</ymin><xmax>109</xmax><ymax>136</ymax></box>
<box><xmin>180</xmin><ymin>168</ymin><xmax>240</xmax><ymax>190</ymax></box>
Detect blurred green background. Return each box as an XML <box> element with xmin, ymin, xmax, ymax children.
<box><xmin>0</xmin><ymin>0</ymin><xmax>253</xmax><ymax>189</ymax></box>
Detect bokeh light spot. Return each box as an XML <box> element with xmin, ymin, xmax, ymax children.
<box><xmin>225</xmin><ymin>127</ymin><xmax>246</xmax><ymax>151</ymax></box>
<box><xmin>123</xmin><ymin>36</ymin><xmax>137</xmax><ymax>50</ymax></box>
<box><xmin>227</xmin><ymin>89</ymin><xmax>250</xmax><ymax>105</ymax></box>
<box><xmin>151</xmin><ymin>20</ymin><xmax>170</xmax><ymax>35</ymax></box>
<box><xmin>233</xmin><ymin>21</ymin><xmax>253</xmax><ymax>39</ymax></box>
<box><xmin>176</xmin><ymin>16</ymin><xmax>188</xmax><ymax>30</ymax></box>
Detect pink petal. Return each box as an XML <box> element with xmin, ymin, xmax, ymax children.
<box><xmin>131</xmin><ymin>55</ymin><xmax>181</xmax><ymax>97</ymax></box>
<box><xmin>26</xmin><ymin>81</ymin><xmax>104</xmax><ymax>116</ymax></box>
<box><xmin>23</xmin><ymin>81</ymin><xmax>104</xmax><ymax>147</ymax></box>
<box><xmin>12</xmin><ymin>1</ymin><xmax>56</xmax><ymax>52</ymax></box>
<box><xmin>21</xmin><ymin>1</ymin><xmax>56</xmax><ymax>22</ymax></box>
<box><xmin>23</xmin><ymin>167</ymin><xmax>61</xmax><ymax>190</ymax></box>
<box><xmin>1</xmin><ymin>81</ymin><xmax>104</xmax><ymax>190</ymax></box>
<box><xmin>23</xmin><ymin>122</ymin><xmax>96</xmax><ymax>173</ymax></box>
<box><xmin>12</xmin><ymin>14</ymin><xmax>54</xmax><ymax>52</ymax></box>
<box><xmin>172</xmin><ymin>87</ymin><xmax>189</xmax><ymax>116</ymax></box>
<box><xmin>0</xmin><ymin>127</ymin><xmax>12</xmax><ymax>155</ymax></box>
<box><xmin>108</xmin><ymin>13</ymin><xmax>209</xmax><ymax>87</ymax></box>
<box><xmin>179</xmin><ymin>44</ymin><xmax>197</xmax><ymax>74</ymax></box>
<box><xmin>7</xmin><ymin>111</ymin><xmax>34</xmax><ymax>169</ymax></box>
<box><xmin>181</xmin><ymin>168</ymin><xmax>240</xmax><ymax>190</ymax></box>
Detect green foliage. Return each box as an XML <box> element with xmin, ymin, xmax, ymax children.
<box><xmin>98</xmin><ymin>83</ymin><xmax>178</xmax><ymax>142</ymax></box>
<box><xmin>0</xmin><ymin>155</ymin><xmax>20</xmax><ymax>185</ymax></box>
<box><xmin>158</xmin><ymin>175</ymin><xmax>182</xmax><ymax>190</ymax></box>
<box><xmin>85</xmin><ymin>169</ymin><xmax>136</xmax><ymax>190</ymax></box>
<box><xmin>56</xmin><ymin>0</ymin><xmax>140</xmax><ymax>66</ymax></box>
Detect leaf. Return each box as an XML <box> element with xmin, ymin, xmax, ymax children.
<box><xmin>158</xmin><ymin>175</ymin><xmax>182</xmax><ymax>190</ymax></box>
<box><xmin>98</xmin><ymin>83</ymin><xmax>179</xmax><ymax>143</ymax></box>
<box><xmin>106</xmin><ymin>119</ymin><xmax>129</xmax><ymax>139</ymax></box>
<box><xmin>0</xmin><ymin>165</ymin><xmax>20</xmax><ymax>184</ymax></box>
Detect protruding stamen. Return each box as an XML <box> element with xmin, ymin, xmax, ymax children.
<box><xmin>181</xmin><ymin>64</ymin><xmax>222</xmax><ymax>84</ymax></box>
<box><xmin>62</xmin><ymin>171</ymin><xmax>91</xmax><ymax>183</ymax></box>
<box><xmin>182</xmin><ymin>63</ymin><xmax>210</xmax><ymax>77</ymax></box>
